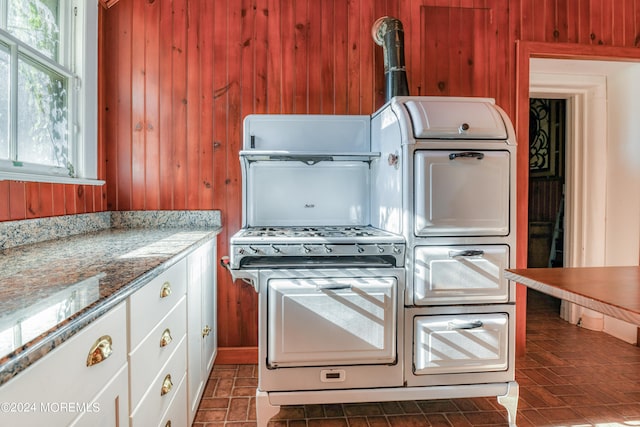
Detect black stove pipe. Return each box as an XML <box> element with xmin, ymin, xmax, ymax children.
<box><xmin>372</xmin><ymin>16</ymin><xmax>409</xmax><ymax>102</ymax></box>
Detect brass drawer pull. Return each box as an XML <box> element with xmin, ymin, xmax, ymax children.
<box><xmin>165</xmin><ymin>421</ymin><xmax>172</xmax><ymax>427</ymax></box>
<box><xmin>161</xmin><ymin>374</ymin><xmax>173</xmax><ymax>396</ymax></box>
<box><xmin>86</xmin><ymin>335</ymin><xmax>113</xmax><ymax>367</ymax></box>
<box><xmin>160</xmin><ymin>328</ymin><xmax>173</xmax><ymax>347</ymax></box>
<box><xmin>202</xmin><ymin>325</ymin><xmax>211</xmax><ymax>338</ymax></box>
<box><xmin>160</xmin><ymin>282</ymin><xmax>172</xmax><ymax>298</ymax></box>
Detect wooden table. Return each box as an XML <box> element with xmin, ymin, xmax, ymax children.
<box><xmin>505</xmin><ymin>266</ymin><xmax>640</xmax><ymax>326</ymax></box>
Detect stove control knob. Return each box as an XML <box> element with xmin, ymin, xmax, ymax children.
<box><xmin>302</xmin><ymin>244</ymin><xmax>311</xmax><ymax>254</ymax></box>
<box><xmin>238</xmin><ymin>248</ymin><xmax>246</xmax><ymax>255</ymax></box>
<box><xmin>392</xmin><ymin>244</ymin><xmax>401</xmax><ymax>254</ymax></box>
<box><xmin>356</xmin><ymin>244</ymin><xmax>365</xmax><ymax>253</ymax></box>
<box><xmin>249</xmin><ymin>246</ymin><xmax>259</xmax><ymax>254</ymax></box>
<box><xmin>376</xmin><ymin>244</ymin><xmax>384</xmax><ymax>253</ymax></box>
<box><xmin>323</xmin><ymin>244</ymin><xmax>333</xmax><ymax>253</ymax></box>
<box><xmin>270</xmin><ymin>244</ymin><xmax>281</xmax><ymax>253</ymax></box>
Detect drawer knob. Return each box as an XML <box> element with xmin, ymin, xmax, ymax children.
<box><xmin>202</xmin><ymin>325</ymin><xmax>212</xmax><ymax>338</ymax></box>
<box><xmin>160</xmin><ymin>328</ymin><xmax>173</xmax><ymax>347</ymax></box>
<box><xmin>161</xmin><ymin>374</ymin><xmax>173</xmax><ymax>396</ymax></box>
<box><xmin>165</xmin><ymin>421</ymin><xmax>171</xmax><ymax>427</ymax></box>
<box><xmin>160</xmin><ymin>282</ymin><xmax>172</xmax><ymax>298</ymax></box>
<box><xmin>86</xmin><ymin>335</ymin><xmax>113</xmax><ymax>367</ymax></box>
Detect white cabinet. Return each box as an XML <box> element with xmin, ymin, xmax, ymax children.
<box><xmin>128</xmin><ymin>258</ymin><xmax>188</xmax><ymax>427</ymax></box>
<box><xmin>130</xmin><ymin>339</ymin><xmax>187</xmax><ymax>427</ymax></box>
<box><xmin>69</xmin><ymin>364</ymin><xmax>129</xmax><ymax>427</ymax></box>
<box><xmin>0</xmin><ymin>236</ymin><xmax>218</xmax><ymax>427</ymax></box>
<box><xmin>0</xmin><ymin>303</ymin><xmax>129</xmax><ymax>427</ymax></box>
<box><xmin>187</xmin><ymin>239</ymin><xmax>217</xmax><ymax>424</ymax></box>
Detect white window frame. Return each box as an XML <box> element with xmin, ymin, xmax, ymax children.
<box><xmin>0</xmin><ymin>0</ymin><xmax>102</xmax><ymax>185</ymax></box>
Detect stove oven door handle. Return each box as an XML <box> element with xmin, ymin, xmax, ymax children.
<box><xmin>448</xmin><ymin>320</ymin><xmax>484</xmax><ymax>330</ymax></box>
<box><xmin>449</xmin><ymin>249</ymin><xmax>484</xmax><ymax>258</ymax></box>
<box><xmin>315</xmin><ymin>283</ymin><xmax>352</xmax><ymax>291</ymax></box>
<box><xmin>448</xmin><ymin>151</ymin><xmax>484</xmax><ymax>160</ymax></box>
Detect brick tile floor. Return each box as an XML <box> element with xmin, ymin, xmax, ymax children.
<box><xmin>194</xmin><ymin>291</ymin><xmax>640</xmax><ymax>426</ymax></box>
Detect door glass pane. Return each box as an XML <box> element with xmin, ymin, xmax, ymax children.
<box><xmin>17</xmin><ymin>57</ymin><xmax>68</xmax><ymax>168</ymax></box>
<box><xmin>0</xmin><ymin>45</ymin><xmax>9</xmax><ymax>159</ymax></box>
<box><xmin>7</xmin><ymin>0</ymin><xmax>60</xmax><ymax>60</ymax></box>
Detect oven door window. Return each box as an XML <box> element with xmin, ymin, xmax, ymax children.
<box><xmin>267</xmin><ymin>276</ymin><xmax>397</xmax><ymax>367</ymax></box>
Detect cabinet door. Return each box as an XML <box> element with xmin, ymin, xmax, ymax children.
<box><xmin>69</xmin><ymin>364</ymin><xmax>129</xmax><ymax>427</ymax></box>
<box><xmin>187</xmin><ymin>239</ymin><xmax>217</xmax><ymax>424</ymax></box>
<box><xmin>0</xmin><ymin>303</ymin><xmax>127</xmax><ymax>427</ymax></box>
<box><xmin>187</xmin><ymin>247</ymin><xmax>204</xmax><ymax>422</ymax></box>
<box><xmin>202</xmin><ymin>240</ymin><xmax>217</xmax><ymax>375</ymax></box>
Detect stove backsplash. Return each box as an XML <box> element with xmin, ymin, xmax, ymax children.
<box><xmin>245</xmin><ymin>161</ymin><xmax>370</xmax><ymax>226</ymax></box>
<box><xmin>240</xmin><ymin>114</ymin><xmax>378</xmax><ymax>228</ymax></box>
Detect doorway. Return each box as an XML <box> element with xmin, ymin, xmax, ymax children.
<box><xmin>515</xmin><ymin>43</ymin><xmax>640</xmax><ymax>353</ymax></box>
<box><xmin>528</xmin><ymin>57</ymin><xmax>640</xmax><ymax>268</ymax></box>
<box><xmin>526</xmin><ymin>57</ymin><xmax>640</xmax><ymax>343</ymax></box>
<box><xmin>527</xmin><ymin>97</ymin><xmax>566</xmax><ymax>269</ymax></box>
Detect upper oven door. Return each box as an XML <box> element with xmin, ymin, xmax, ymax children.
<box><xmin>267</xmin><ymin>274</ymin><xmax>398</xmax><ymax>368</ymax></box>
<box><xmin>414</xmin><ymin>150</ymin><xmax>510</xmax><ymax>237</ymax></box>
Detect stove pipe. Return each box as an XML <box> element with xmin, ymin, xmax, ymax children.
<box><xmin>372</xmin><ymin>16</ymin><xmax>409</xmax><ymax>102</ymax></box>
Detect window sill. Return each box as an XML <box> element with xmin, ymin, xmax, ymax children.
<box><xmin>0</xmin><ymin>171</ymin><xmax>105</xmax><ymax>186</ymax></box>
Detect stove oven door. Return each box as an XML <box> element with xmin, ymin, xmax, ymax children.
<box><xmin>413</xmin><ymin>245</ymin><xmax>510</xmax><ymax>305</ymax></box>
<box><xmin>267</xmin><ymin>273</ymin><xmax>398</xmax><ymax>368</ymax></box>
<box><xmin>414</xmin><ymin>150</ymin><xmax>510</xmax><ymax>237</ymax></box>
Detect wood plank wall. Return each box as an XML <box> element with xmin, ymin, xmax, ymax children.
<box><xmin>3</xmin><ymin>0</ymin><xmax>640</xmax><ymax>352</ymax></box>
<box><xmin>0</xmin><ymin>182</ymin><xmax>105</xmax><ymax>220</ymax></box>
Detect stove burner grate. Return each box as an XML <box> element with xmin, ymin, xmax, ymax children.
<box><xmin>239</xmin><ymin>226</ymin><xmax>393</xmax><ymax>239</ymax></box>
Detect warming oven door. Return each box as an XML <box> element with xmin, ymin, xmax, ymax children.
<box><xmin>404</xmin><ymin>304</ymin><xmax>515</xmax><ymax>387</ymax></box>
<box><xmin>413</xmin><ymin>245</ymin><xmax>510</xmax><ymax>305</ymax></box>
<box><xmin>267</xmin><ymin>274</ymin><xmax>397</xmax><ymax>367</ymax></box>
<box><xmin>414</xmin><ymin>150</ymin><xmax>510</xmax><ymax>237</ymax></box>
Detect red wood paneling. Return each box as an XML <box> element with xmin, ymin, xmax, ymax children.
<box><xmin>144</xmin><ymin>0</ymin><xmax>161</xmax><ymax>210</ymax></box>
<box><xmin>4</xmin><ymin>0</ymin><xmax>640</xmax><ymax>351</ymax></box>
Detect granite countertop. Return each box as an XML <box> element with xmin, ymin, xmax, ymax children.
<box><xmin>0</xmin><ymin>211</ymin><xmax>221</xmax><ymax>386</ymax></box>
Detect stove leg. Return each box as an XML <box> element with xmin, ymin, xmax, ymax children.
<box><xmin>256</xmin><ymin>390</ymin><xmax>281</xmax><ymax>427</ymax></box>
<box><xmin>497</xmin><ymin>381</ymin><xmax>519</xmax><ymax>427</ymax></box>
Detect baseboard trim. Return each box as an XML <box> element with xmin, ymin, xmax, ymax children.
<box><xmin>215</xmin><ymin>346</ymin><xmax>258</xmax><ymax>365</ymax></box>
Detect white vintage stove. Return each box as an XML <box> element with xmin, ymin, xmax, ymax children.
<box><xmin>226</xmin><ymin>96</ymin><xmax>519</xmax><ymax>426</ymax></box>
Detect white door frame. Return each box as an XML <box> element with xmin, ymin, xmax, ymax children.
<box><xmin>529</xmin><ymin>71</ymin><xmax>608</xmax><ymax>268</ymax></box>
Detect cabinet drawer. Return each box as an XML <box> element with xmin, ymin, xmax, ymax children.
<box><xmin>414</xmin><ymin>245</ymin><xmax>510</xmax><ymax>305</ymax></box>
<box><xmin>0</xmin><ymin>303</ymin><xmax>127</xmax><ymax>427</ymax></box>
<box><xmin>130</xmin><ymin>296</ymin><xmax>187</xmax><ymax>407</ymax></box>
<box><xmin>159</xmin><ymin>371</ymin><xmax>188</xmax><ymax>427</ymax></box>
<box><xmin>413</xmin><ymin>313</ymin><xmax>509</xmax><ymax>375</ymax></box>
<box><xmin>130</xmin><ymin>259</ymin><xmax>187</xmax><ymax>345</ymax></box>
<box><xmin>131</xmin><ymin>336</ymin><xmax>187</xmax><ymax>427</ymax></box>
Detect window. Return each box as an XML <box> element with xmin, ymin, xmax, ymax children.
<box><xmin>0</xmin><ymin>0</ymin><xmax>100</xmax><ymax>184</ymax></box>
